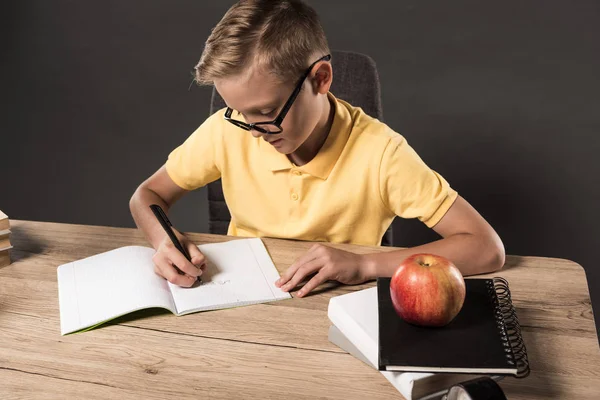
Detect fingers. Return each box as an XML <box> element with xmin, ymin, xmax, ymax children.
<box><xmin>279</xmin><ymin>258</ymin><xmax>324</xmax><ymax>293</ymax></box>
<box><xmin>154</xmin><ymin>232</ymin><xmax>208</xmax><ymax>287</ymax></box>
<box><xmin>153</xmin><ymin>253</ymin><xmax>197</xmax><ymax>287</ymax></box>
<box><xmin>161</xmin><ymin>264</ymin><xmax>197</xmax><ymax>287</ymax></box>
<box><xmin>186</xmin><ymin>241</ymin><xmax>207</xmax><ymax>268</ymax></box>
<box><xmin>296</xmin><ymin>269</ymin><xmax>330</xmax><ymax>297</ymax></box>
<box><xmin>154</xmin><ymin>237</ymin><xmax>203</xmax><ymax>287</ymax></box>
<box><xmin>168</xmin><ymin>247</ymin><xmax>202</xmax><ymax>278</ymax></box>
<box><xmin>276</xmin><ymin>244</ymin><xmax>320</xmax><ymax>288</ymax></box>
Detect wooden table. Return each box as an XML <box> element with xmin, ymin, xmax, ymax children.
<box><xmin>1</xmin><ymin>220</ymin><xmax>599</xmax><ymax>399</ymax></box>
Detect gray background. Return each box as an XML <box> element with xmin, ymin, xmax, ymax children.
<box><xmin>2</xmin><ymin>1</ymin><xmax>599</xmax><ymax>339</ymax></box>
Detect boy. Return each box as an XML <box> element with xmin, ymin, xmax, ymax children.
<box><xmin>129</xmin><ymin>0</ymin><xmax>504</xmax><ymax>297</ymax></box>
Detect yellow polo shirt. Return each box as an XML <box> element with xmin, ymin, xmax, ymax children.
<box><xmin>165</xmin><ymin>93</ymin><xmax>458</xmax><ymax>246</ymax></box>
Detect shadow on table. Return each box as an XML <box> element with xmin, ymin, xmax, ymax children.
<box><xmin>103</xmin><ymin>308</ymin><xmax>173</xmax><ymax>328</ymax></box>
<box><xmin>285</xmin><ymin>274</ymin><xmax>343</xmax><ymax>298</ymax></box>
<box><xmin>500</xmin><ymin>329</ymin><xmax>562</xmax><ymax>399</ymax></box>
<box><xmin>501</xmin><ymin>255</ymin><xmax>528</xmax><ymax>271</ymax></box>
<box><xmin>4</xmin><ymin>225</ymin><xmax>48</xmax><ymax>264</ymax></box>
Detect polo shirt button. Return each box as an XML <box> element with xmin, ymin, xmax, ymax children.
<box><xmin>293</xmin><ymin>170</ymin><xmax>302</xmax><ymax>176</ymax></box>
<box><xmin>291</xmin><ymin>193</ymin><xmax>299</xmax><ymax>201</ymax></box>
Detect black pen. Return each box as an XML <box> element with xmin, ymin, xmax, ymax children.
<box><xmin>149</xmin><ymin>204</ymin><xmax>200</xmax><ymax>281</ymax></box>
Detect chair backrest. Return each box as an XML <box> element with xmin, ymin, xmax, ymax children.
<box><xmin>207</xmin><ymin>50</ymin><xmax>394</xmax><ymax>246</ymax></box>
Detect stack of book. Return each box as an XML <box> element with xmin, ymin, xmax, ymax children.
<box><xmin>327</xmin><ymin>277</ymin><xmax>529</xmax><ymax>400</ymax></box>
<box><xmin>0</xmin><ymin>210</ymin><xmax>11</xmax><ymax>267</ymax></box>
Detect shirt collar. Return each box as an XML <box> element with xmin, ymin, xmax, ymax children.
<box><xmin>260</xmin><ymin>92</ymin><xmax>351</xmax><ymax>180</ymax></box>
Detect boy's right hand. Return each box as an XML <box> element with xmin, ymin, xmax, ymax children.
<box><xmin>152</xmin><ymin>233</ymin><xmax>207</xmax><ymax>287</ymax></box>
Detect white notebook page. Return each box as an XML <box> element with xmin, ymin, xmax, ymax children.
<box><xmin>58</xmin><ymin>246</ymin><xmax>175</xmax><ymax>335</ymax></box>
<box><xmin>169</xmin><ymin>238</ymin><xmax>291</xmax><ymax>314</ymax></box>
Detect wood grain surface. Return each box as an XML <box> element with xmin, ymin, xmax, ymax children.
<box><xmin>1</xmin><ymin>220</ymin><xmax>598</xmax><ymax>399</ymax></box>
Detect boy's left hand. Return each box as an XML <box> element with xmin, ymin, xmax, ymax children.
<box><xmin>275</xmin><ymin>244</ymin><xmax>372</xmax><ymax>297</ymax></box>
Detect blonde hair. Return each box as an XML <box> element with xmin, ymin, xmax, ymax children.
<box><xmin>194</xmin><ymin>0</ymin><xmax>330</xmax><ymax>85</ymax></box>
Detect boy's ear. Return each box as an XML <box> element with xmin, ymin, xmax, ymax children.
<box><xmin>310</xmin><ymin>61</ymin><xmax>333</xmax><ymax>95</ymax></box>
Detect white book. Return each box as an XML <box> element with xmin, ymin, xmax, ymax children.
<box><xmin>328</xmin><ymin>287</ymin><xmax>498</xmax><ymax>400</ymax></box>
<box><xmin>58</xmin><ymin>238</ymin><xmax>291</xmax><ymax>335</ymax></box>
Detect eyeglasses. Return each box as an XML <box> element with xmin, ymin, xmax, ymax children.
<box><xmin>224</xmin><ymin>54</ymin><xmax>332</xmax><ymax>134</ymax></box>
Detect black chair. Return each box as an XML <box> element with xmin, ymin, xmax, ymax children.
<box><xmin>207</xmin><ymin>50</ymin><xmax>394</xmax><ymax>246</ymax></box>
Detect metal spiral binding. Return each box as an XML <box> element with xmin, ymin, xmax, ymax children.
<box><xmin>486</xmin><ymin>277</ymin><xmax>530</xmax><ymax>378</ymax></box>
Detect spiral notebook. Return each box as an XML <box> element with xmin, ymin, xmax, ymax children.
<box><xmin>327</xmin><ymin>287</ymin><xmax>503</xmax><ymax>400</ymax></box>
<box><xmin>377</xmin><ymin>277</ymin><xmax>530</xmax><ymax>377</ymax></box>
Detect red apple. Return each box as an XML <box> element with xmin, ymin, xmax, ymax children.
<box><xmin>390</xmin><ymin>253</ymin><xmax>466</xmax><ymax>327</ymax></box>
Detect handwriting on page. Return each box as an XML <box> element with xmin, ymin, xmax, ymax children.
<box><xmin>200</xmin><ymin>280</ymin><xmax>231</xmax><ymax>286</ymax></box>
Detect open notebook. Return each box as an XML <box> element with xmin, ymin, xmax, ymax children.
<box><xmin>57</xmin><ymin>238</ymin><xmax>291</xmax><ymax>335</ymax></box>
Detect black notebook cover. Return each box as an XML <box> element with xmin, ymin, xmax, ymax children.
<box><xmin>377</xmin><ymin>277</ymin><xmax>529</xmax><ymax>377</ymax></box>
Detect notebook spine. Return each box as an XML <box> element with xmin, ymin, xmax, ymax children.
<box><xmin>487</xmin><ymin>277</ymin><xmax>530</xmax><ymax>378</ymax></box>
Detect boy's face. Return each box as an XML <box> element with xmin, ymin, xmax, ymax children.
<box><xmin>214</xmin><ymin>61</ymin><xmax>332</xmax><ymax>155</ymax></box>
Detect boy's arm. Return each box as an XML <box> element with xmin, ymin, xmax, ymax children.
<box><xmin>362</xmin><ymin>195</ymin><xmax>505</xmax><ymax>278</ymax></box>
<box><xmin>129</xmin><ymin>165</ymin><xmax>190</xmax><ymax>249</ymax></box>
<box><xmin>129</xmin><ymin>165</ymin><xmax>207</xmax><ymax>287</ymax></box>
<box><xmin>365</xmin><ymin>134</ymin><xmax>505</xmax><ymax>277</ymax></box>
<box><xmin>132</xmin><ymin>113</ymin><xmax>222</xmax><ymax>287</ymax></box>
<box><xmin>277</xmin><ymin>195</ymin><xmax>505</xmax><ymax>297</ymax></box>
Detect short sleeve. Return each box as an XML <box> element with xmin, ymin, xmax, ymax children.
<box><xmin>379</xmin><ymin>134</ymin><xmax>458</xmax><ymax>228</ymax></box>
<box><xmin>165</xmin><ymin>111</ymin><xmax>223</xmax><ymax>191</ymax></box>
